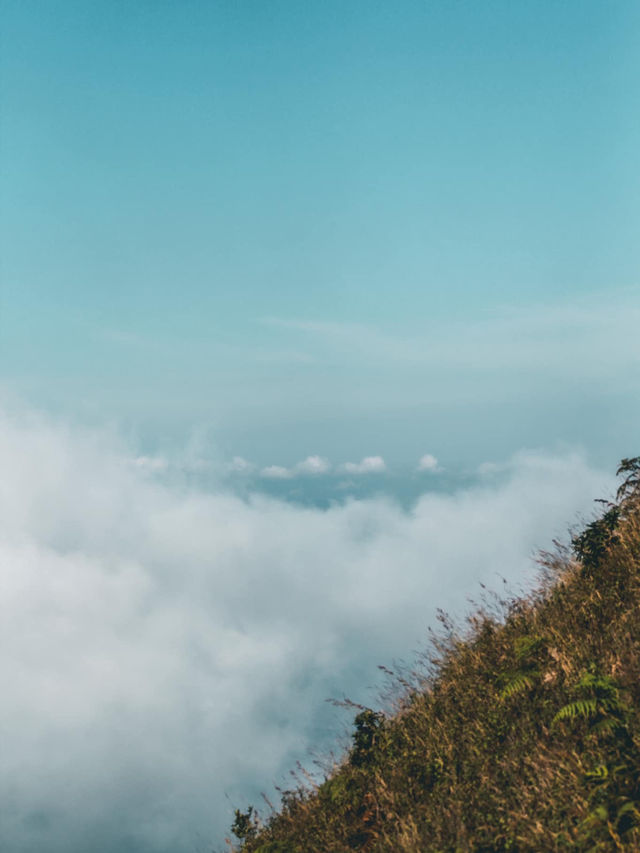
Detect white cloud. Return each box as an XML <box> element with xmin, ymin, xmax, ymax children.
<box><xmin>260</xmin><ymin>289</ymin><xmax>640</xmax><ymax>383</ymax></box>
<box><xmin>343</xmin><ymin>455</ymin><xmax>386</xmax><ymax>474</ymax></box>
<box><xmin>260</xmin><ymin>464</ymin><xmax>293</xmax><ymax>479</ymax></box>
<box><xmin>295</xmin><ymin>455</ymin><xmax>330</xmax><ymax>475</ymax></box>
<box><xmin>259</xmin><ymin>456</ymin><xmax>331</xmax><ymax>479</ymax></box>
<box><xmin>132</xmin><ymin>455</ymin><xmax>169</xmax><ymax>473</ymax></box>
<box><xmin>229</xmin><ymin>455</ymin><xmax>254</xmax><ymax>474</ymax></box>
<box><xmin>0</xmin><ymin>406</ymin><xmax>614</xmax><ymax>853</ymax></box>
<box><xmin>417</xmin><ymin>454</ymin><xmax>440</xmax><ymax>472</ymax></box>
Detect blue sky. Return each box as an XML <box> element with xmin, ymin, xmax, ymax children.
<box><xmin>2</xmin><ymin>1</ymin><xmax>639</xmax><ymax>472</ymax></box>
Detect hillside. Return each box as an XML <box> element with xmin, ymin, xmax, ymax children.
<box><xmin>228</xmin><ymin>458</ymin><xmax>640</xmax><ymax>853</ymax></box>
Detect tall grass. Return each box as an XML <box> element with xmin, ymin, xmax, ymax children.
<box><xmin>228</xmin><ymin>459</ymin><xmax>640</xmax><ymax>852</ymax></box>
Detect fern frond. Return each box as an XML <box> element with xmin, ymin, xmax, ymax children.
<box><xmin>616</xmin><ymin>801</ymin><xmax>640</xmax><ymax>822</ymax></box>
<box><xmin>514</xmin><ymin>634</ymin><xmax>546</xmax><ymax>661</ymax></box>
<box><xmin>552</xmin><ymin>698</ymin><xmax>598</xmax><ymax>725</ymax></box>
<box><xmin>581</xmin><ymin>804</ymin><xmax>609</xmax><ymax>826</ymax></box>
<box><xmin>585</xmin><ymin>764</ymin><xmax>608</xmax><ymax>781</ymax></box>
<box><xmin>590</xmin><ymin>717</ymin><xmax>624</xmax><ymax>736</ymax></box>
<box><xmin>576</xmin><ymin>672</ymin><xmax>618</xmax><ymax>696</ymax></box>
<box><xmin>499</xmin><ymin>671</ymin><xmax>536</xmax><ymax>700</ymax></box>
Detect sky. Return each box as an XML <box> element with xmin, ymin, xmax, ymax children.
<box><xmin>1</xmin><ymin>2</ymin><xmax>639</xmax><ymax>851</ymax></box>
<box><xmin>1</xmin><ymin>0</ymin><xmax>639</xmax><ymax>470</ymax></box>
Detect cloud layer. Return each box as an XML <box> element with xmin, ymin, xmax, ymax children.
<box><xmin>342</xmin><ymin>455</ymin><xmax>387</xmax><ymax>474</ymax></box>
<box><xmin>260</xmin><ymin>455</ymin><xmax>332</xmax><ymax>479</ymax></box>
<box><xmin>0</xmin><ymin>407</ymin><xmax>614</xmax><ymax>852</ymax></box>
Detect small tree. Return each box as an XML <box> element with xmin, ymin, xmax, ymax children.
<box><xmin>616</xmin><ymin>456</ymin><xmax>640</xmax><ymax>503</ymax></box>
<box><xmin>231</xmin><ymin>806</ymin><xmax>258</xmax><ymax>842</ymax></box>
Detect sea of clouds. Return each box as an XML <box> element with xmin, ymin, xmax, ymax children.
<box><xmin>0</xmin><ymin>405</ymin><xmax>614</xmax><ymax>852</ymax></box>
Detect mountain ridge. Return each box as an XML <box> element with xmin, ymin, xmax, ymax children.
<box><xmin>227</xmin><ymin>457</ymin><xmax>640</xmax><ymax>852</ymax></box>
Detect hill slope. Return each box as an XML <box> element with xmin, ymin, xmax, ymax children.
<box><xmin>229</xmin><ymin>459</ymin><xmax>640</xmax><ymax>852</ymax></box>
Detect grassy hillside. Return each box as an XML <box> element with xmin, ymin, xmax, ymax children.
<box><xmin>228</xmin><ymin>459</ymin><xmax>640</xmax><ymax>852</ymax></box>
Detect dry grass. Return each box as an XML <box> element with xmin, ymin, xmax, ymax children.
<box><xmin>228</xmin><ymin>460</ymin><xmax>640</xmax><ymax>852</ymax></box>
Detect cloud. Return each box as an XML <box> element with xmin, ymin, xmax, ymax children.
<box><xmin>259</xmin><ymin>289</ymin><xmax>640</xmax><ymax>383</ymax></box>
<box><xmin>417</xmin><ymin>454</ymin><xmax>440</xmax><ymax>473</ymax></box>
<box><xmin>295</xmin><ymin>455</ymin><xmax>330</xmax><ymax>475</ymax></box>
<box><xmin>260</xmin><ymin>464</ymin><xmax>293</xmax><ymax>479</ymax></box>
<box><xmin>477</xmin><ymin>461</ymin><xmax>502</xmax><ymax>476</ymax></box>
<box><xmin>259</xmin><ymin>456</ymin><xmax>331</xmax><ymax>479</ymax></box>
<box><xmin>229</xmin><ymin>455</ymin><xmax>254</xmax><ymax>474</ymax></box>
<box><xmin>132</xmin><ymin>455</ymin><xmax>169</xmax><ymax>473</ymax></box>
<box><xmin>0</xmin><ymin>406</ymin><xmax>614</xmax><ymax>853</ymax></box>
<box><xmin>343</xmin><ymin>455</ymin><xmax>387</xmax><ymax>474</ymax></box>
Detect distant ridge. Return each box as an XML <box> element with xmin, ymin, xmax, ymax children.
<box><xmin>227</xmin><ymin>458</ymin><xmax>640</xmax><ymax>852</ymax></box>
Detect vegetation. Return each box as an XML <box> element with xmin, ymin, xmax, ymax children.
<box><xmin>228</xmin><ymin>458</ymin><xmax>640</xmax><ymax>852</ymax></box>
